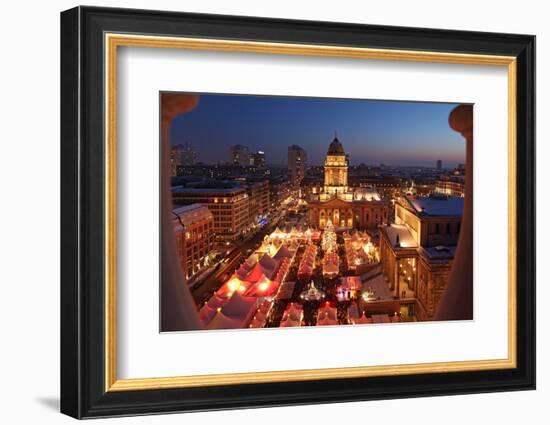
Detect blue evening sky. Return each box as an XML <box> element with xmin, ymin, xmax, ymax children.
<box><xmin>169</xmin><ymin>93</ymin><xmax>466</xmax><ymax>167</ymax></box>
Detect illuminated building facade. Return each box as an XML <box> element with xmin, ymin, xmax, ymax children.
<box><xmin>379</xmin><ymin>194</ymin><xmax>463</xmax><ymax>320</ymax></box>
<box><xmin>173</xmin><ymin>204</ymin><xmax>215</xmax><ymax>281</ymax></box>
<box><xmin>435</xmin><ymin>175</ymin><xmax>465</xmax><ymax>197</ymax></box>
<box><xmin>245</xmin><ymin>180</ymin><xmax>270</xmax><ymax>224</ymax></box>
<box><xmin>307</xmin><ymin>137</ymin><xmax>390</xmax><ymax>229</ymax></box>
<box><xmin>249</xmin><ymin>150</ymin><xmax>266</xmax><ymax>168</ymax></box>
<box><xmin>172</xmin><ymin>187</ymin><xmax>249</xmax><ymax>241</ymax></box>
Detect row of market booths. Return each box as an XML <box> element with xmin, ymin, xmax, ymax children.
<box><xmin>343</xmin><ymin>230</ymin><xmax>378</xmax><ymax>274</ymax></box>
<box><xmin>199</xmin><ymin>244</ymin><xmax>294</xmax><ymax>330</ymax></box>
<box><xmin>268</xmin><ymin>226</ymin><xmax>322</xmax><ymax>244</ymax></box>
<box><xmin>297</xmin><ymin>244</ymin><xmax>318</xmax><ymax>280</ymax></box>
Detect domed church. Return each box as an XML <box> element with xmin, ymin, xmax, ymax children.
<box><xmin>307</xmin><ymin>137</ymin><xmax>390</xmax><ymax>229</ymax></box>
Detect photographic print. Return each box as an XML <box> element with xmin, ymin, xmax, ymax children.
<box><xmin>160</xmin><ymin>92</ymin><xmax>472</xmax><ymax>332</ymax></box>
<box><xmin>61</xmin><ymin>9</ymin><xmax>535</xmax><ymax>417</ymax></box>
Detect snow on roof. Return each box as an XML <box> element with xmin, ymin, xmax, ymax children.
<box><xmin>419</xmin><ymin>245</ymin><xmax>457</xmax><ymax>261</ymax></box>
<box><xmin>381</xmin><ymin>224</ymin><xmax>418</xmax><ymax>249</ymax></box>
<box><xmin>173</xmin><ymin>186</ymin><xmax>246</xmax><ymax>195</ymax></box>
<box><xmin>172</xmin><ymin>203</ymin><xmax>213</xmax><ymax>226</ymax></box>
<box><xmin>362</xmin><ymin>273</ymin><xmax>393</xmax><ymax>301</ymax></box>
<box><xmin>353</xmin><ymin>187</ymin><xmax>381</xmax><ymax>201</ymax></box>
<box><xmin>407</xmin><ymin>195</ymin><xmax>464</xmax><ymax>217</ymax></box>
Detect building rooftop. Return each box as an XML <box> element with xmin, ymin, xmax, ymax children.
<box><xmin>353</xmin><ymin>187</ymin><xmax>381</xmax><ymax>201</ymax></box>
<box><xmin>380</xmin><ymin>224</ymin><xmax>418</xmax><ymax>249</ymax></box>
<box><xmin>172</xmin><ymin>186</ymin><xmax>246</xmax><ymax>195</ymax></box>
<box><xmin>406</xmin><ymin>195</ymin><xmax>464</xmax><ymax>217</ymax></box>
<box><xmin>173</xmin><ymin>204</ymin><xmax>214</xmax><ymax>226</ymax></box>
<box><xmin>419</xmin><ymin>245</ymin><xmax>457</xmax><ymax>261</ymax></box>
<box><xmin>327</xmin><ymin>137</ymin><xmax>345</xmax><ymax>155</ymax></box>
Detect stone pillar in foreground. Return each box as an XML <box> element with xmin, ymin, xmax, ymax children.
<box><xmin>435</xmin><ymin>105</ymin><xmax>473</xmax><ymax>321</ymax></box>
<box><xmin>160</xmin><ymin>93</ymin><xmax>203</xmax><ymax>331</ymax></box>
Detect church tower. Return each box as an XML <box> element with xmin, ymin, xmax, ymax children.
<box><xmin>324</xmin><ymin>136</ymin><xmax>348</xmax><ymax>195</ymax></box>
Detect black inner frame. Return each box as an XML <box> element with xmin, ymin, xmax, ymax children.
<box><xmin>60</xmin><ymin>6</ymin><xmax>535</xmax><ymax>419</ymax></box>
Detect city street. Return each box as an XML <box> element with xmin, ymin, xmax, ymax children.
<box><xmin>191</xmin><ymin>205</ymin><xmax>302</xmax><ymax>304</ymax></box>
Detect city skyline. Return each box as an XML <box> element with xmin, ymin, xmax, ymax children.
<box><xmin>169</xmin><ymin>93</ymin><xmax>466</xmax><ymax>167</ymax></box>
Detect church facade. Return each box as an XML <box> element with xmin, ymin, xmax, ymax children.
<box><xmin>307</xmin><ymin>137</ymin><xmax>390</xmax><ymax>230</ymax></box>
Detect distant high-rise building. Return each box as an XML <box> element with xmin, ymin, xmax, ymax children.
<box><xmin>230</xmin><ymin>144</ymin><xmax>250</xmax><ymax>166</ymax></box>
<box><xmin>249</xmin><ymin>150</ymin><xmax>266</xmax><ymax>168</ymax></box>
<box><xmin>288</xmin><ymin>145</ymin><xmax>307</xmax><ymax>186</ymax></box>
<box><xmin>171</xmin><ymin>143</ymin><xmax>197</xmax><ymax>176</ymax></box>
<box><xmin>436</xmin><ymin>159</ymin><xmax>442</xmax><ymax>170</ymax></box>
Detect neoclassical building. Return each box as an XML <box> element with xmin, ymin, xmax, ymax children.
<box><xmin>379</xmin><ymin>194</ymin><xmax>464</xmax><ymax>320</ymax></box>
<box><xmin>307</xmin><ymin>137</ymin><xmax>389</xmax><ymax>229</ymax></box>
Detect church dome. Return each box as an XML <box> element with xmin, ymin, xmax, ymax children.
<box><xmin>327</xmin><ymin>137</ymin><xmax>345</xmax><ymax>155</ymax></box>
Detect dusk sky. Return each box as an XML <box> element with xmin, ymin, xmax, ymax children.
<box><xmin>169</xmin><ymin>93</ymin><xmax>466</xmax><ymax>167</ymax></box>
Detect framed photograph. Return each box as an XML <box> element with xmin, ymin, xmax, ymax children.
<box><xmin>60</xmin><ymin>6</ymin><xmax>535</xmax><ymax>419</ymax></box>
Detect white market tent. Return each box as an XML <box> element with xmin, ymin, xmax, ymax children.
<box><xmin>347</xmin><ymin>304</ymin><xmax>360</xmax><ymax>320</ymax></box>
<box><xmin>280</xmin><ymin>318</ymin><xmax>301</xmax><ymax>327</ymax></box>
<box><xmin>273</xmin><ymin>244</ymin><xmax>293</xmax><ymax>260</ymax></box>
<box><xmin>199</xmin><ymin>304</ymin><xmax>217</xmax><ymax>325</ymax></box>
<box><xmin>287</xmin><ymin>305</ymin><xmax>303</xmax><ymax>322</ymax></box>
<box><xmin>372</xmin><ymin>314</ymin><xmax>391</xmax><ymax>324</ymax></box>
<box><xmin>248</xmin><ymin>317</ymin><xmax>266</xmax><ymax>328</ymax></box>
<box><xmin>352</xmin><ymin>312</ymin><xmax>372</xmax><ymax>325</ymax></box>
<box><xmin>222</xmin><ymin>292</ymin><xmax>257</xmax><ymax>321</ymax></box>
<box><xmin>207</xmin><ymin>311</ymin><xmax>243</xmax><ymax>330</ymax></box>
<box><xmin>317</xmin><ymin>315</ymin><xmax>338</xmax><ymax>326</ymax></box>
<box><xmin>318</xmin><ymin>305</ymin><xmax>337</xmax><ymax>321</ymax></box>
<box><xmin>206</xmin><ymin>293</ymin><xmax>226</xmax><ymax>309</ymax></box>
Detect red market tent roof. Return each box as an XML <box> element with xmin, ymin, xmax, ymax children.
<box><xmin>244</xmin><ymin>274</ymin><xmax>278</xmax><ymax>297</ymax></box>
<box><xmin>217</xmin><ymin>275</ymin><xmax>249</xmax><ymax>297</ymax></box>
<box><xmin>245</xmin><ymin>262</ymin><xmax>273</xmax><ymax>282</ymax></box>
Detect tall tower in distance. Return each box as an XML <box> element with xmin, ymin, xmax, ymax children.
<box><xmin>436</xmin><ymin>159</ymin><xmax>442</xmax><ymax>170</ymax></box>
<box><xmin>324</xmin><ymin>136</ymin><xmax>349</xmax><ymax>195</ymax></box>
<box><xmin>288</xmin><ymin>145</ymin><xmax>307</xmax><ymax>187</ymax></box>
<box><xmin>229</xmin><ymin>144</ymin><xmax>250</xmax><ymax>166</ymax></box>
<box><xmin>171</xmin><ymin>142</ymin><xmax>197</xmax><ymax>176</ymax></box>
